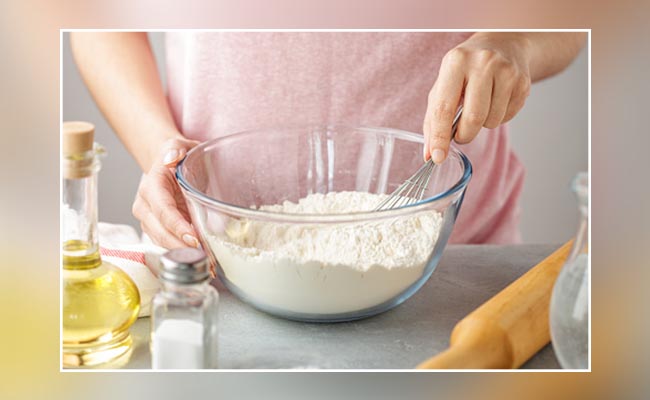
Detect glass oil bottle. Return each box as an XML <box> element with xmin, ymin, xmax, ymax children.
<box><xmin>61</xmin><ymin>121</ymin><xmax>140</xmax><ymax>368</ymax></box>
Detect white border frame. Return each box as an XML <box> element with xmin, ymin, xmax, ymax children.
<box><xmin>60</xmin><ymin>28</ymin><xmax>591</xmax><ymax>373</ymax></box>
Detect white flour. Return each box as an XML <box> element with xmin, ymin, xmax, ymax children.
<box><xmin>208</xmin><ymin>191</ymin><xmax>442</xmax><ymax>315</ymax></box>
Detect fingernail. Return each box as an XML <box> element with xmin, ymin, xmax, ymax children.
<box><xmin>432</xmin><ymin>149</ymin><xmax>445</xmax><ymax>164</ymax></box>
<box><xmin>182</xmin><ymin>234</ymin><xmax>199</xmax><ymax>248</ymax></box>
<box><xmin>163</xmin><ymin>149</ymin><xmax>179</xmax><ymax>165</ymax></box>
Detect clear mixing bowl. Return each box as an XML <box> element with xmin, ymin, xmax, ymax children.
<box><xmin>176</xmin><ymin>125</ymin><xmax>472</xmax><ymax>322</ymax></box>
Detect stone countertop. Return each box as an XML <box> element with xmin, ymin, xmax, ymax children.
<box><xmin>122</xmin><ymin>244</ymin><xmax>562</xmax><ymax>370</ymax></box>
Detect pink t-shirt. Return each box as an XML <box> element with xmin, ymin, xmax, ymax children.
<box><xmin>165</xmin><ymin>32</ymin><xmax>525</xmax><ymax>244</ymax></box>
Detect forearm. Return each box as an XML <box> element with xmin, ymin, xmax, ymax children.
<box><xmin>521</xmin><ymin>32</ymin><xmax>587</xmax><ymax>82</ymax></box>
<box><xmin>470</xmin><ymin>32</ymin><xmax>587</xmax><ymax>82</ymax></box>
<box><xmin>70</xmin><ymin>32</ymin><xmax>181</xmax><ymax>171</ymax></box>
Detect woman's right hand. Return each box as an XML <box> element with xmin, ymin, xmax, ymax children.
<box><xmin>132</xmin><ymin>137</ymin><xmax>201</xmax><ymax>249</ymax></box>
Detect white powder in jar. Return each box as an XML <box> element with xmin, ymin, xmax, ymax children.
<box><xmin>207</xmin><ymin>191</ymin><xmax>443</xmax><ymax>315</ymax></box>
<box><xmin>152</xmin><ymin>319</ymin><xmax>204</xmax><ymax>369</ymax></box>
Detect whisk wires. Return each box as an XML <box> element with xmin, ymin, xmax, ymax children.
<box><xmin>374</xmin><ymin>106</ymin><xmax>463</xmax><ymax>211</ymax></box>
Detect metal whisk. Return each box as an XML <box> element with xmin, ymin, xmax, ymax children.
<box><xmin>374</xmin><ymin>106</ymin><xmax>463</xmax><ymax>211</ymax></box>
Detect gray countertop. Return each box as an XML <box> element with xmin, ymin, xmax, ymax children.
<box><xmin>122</xmin><ymin>244</ymin><xmax>561</xmax><ymax>370</ymax></box>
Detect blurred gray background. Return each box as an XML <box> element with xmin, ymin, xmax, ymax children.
<box><xmin>62</xmin><ymin>32</ymin><xmax>588</xmax><ymax>243</ymax></box>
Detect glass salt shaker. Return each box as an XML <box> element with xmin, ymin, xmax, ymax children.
<box><xmin>151</xmin><ymin>248</ymin><xmax>219</xmax><ymax>369</ymax></box>
<box><xmin>550</xmin><ymin>172</ymin><xmax>589</xmax><ymax>369</ymax></box>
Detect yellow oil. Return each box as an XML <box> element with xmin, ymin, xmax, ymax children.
<box><xmin>62</xmin><ymin>240</ymin><xmax>141</xmax><ymax>367</ymax></box>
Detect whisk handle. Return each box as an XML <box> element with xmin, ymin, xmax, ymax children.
<box><xmin>450</xmin><ymin>105</ymin><xmax>463</xmax><ymax>140</ymax></box>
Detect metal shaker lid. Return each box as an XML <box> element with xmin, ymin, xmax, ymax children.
<box><xmin>159</xmin><ymin>247</ymin><xmax>210</xmax><ymax>284</ymax></box>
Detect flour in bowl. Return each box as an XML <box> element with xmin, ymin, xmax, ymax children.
<box><xmin>207</xmin><ymin>191</ymin><xmax>443</xmax><ymax>315</ymax></box>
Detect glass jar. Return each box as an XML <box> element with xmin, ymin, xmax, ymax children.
<box><xmin>550</xmin><ymin>172</ymin><xmax>589</xmax><ymax>369</ymax></box>
<box><xmin>151</xmin><ymin>248</ymin><xmax>219</xmax><ymax>369</ymax></box>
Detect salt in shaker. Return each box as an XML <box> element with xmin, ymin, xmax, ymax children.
<box><xmin>151</xmin><ymin>248</ymin><xmax>219</xmax><ymax>369</ymax></box>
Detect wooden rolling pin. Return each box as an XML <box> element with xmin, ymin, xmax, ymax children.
<box><xmin>417</xmin><ymin>240</ymin><xmax>573</xmax><ymax>369</ymax></box>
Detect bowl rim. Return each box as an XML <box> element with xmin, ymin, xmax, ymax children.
<box><xmin>175</xmin><ymin>125</ymin><xmax>472</xmax><ymax>223</ymax></box>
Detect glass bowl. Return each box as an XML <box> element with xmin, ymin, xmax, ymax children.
<box><xmin>176</xmin><ymin>125</ymin><xmax>472</xmax><ymax>322</ymax></box>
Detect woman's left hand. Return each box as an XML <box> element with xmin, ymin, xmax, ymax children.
<box><xmin>423</xmin><ymin>33</ymin><xmax>532</xmax><ymax>163</ymax></box>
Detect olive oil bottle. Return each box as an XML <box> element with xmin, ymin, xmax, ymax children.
<box><xmin>61</xmin><ymin>121</ymin><xmax>140</xmax><ymax>368</ymax></box>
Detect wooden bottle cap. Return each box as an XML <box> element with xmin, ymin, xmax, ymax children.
<box><xmin>62</xmin><ymin>121</ymin><xmax>95</xmax><ymax>155</ymax></box>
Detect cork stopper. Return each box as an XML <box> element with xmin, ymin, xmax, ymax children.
<box><xmin>63</xmin><ymin>121</ymin><xmax>94</xmax><ymax>156</ymax></box>
<box><xmin>62</xmin><ymin>121</ymin><xmax>96</xmax><ymax>178</ymax></box>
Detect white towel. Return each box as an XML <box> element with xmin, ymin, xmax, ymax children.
<box><xmin>98</xmin><ymin>222</ymin><xmax>165</xmax><ymax>317</ymax></box>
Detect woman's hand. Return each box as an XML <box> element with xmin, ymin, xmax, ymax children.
<box><xmin>423</xmin><ymin>33</ymin><xmax>533</xmax><ymax>163</ymax></box>
<box><xmin>132</xmin><ymin>137</ymin><xmax>201</xmax><ymax>249</ymax></box>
